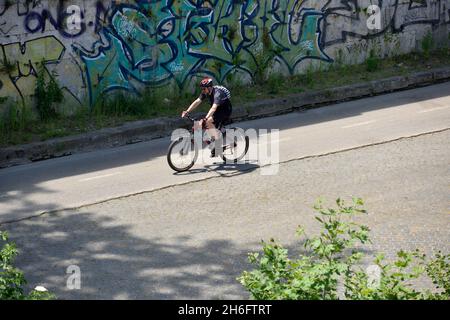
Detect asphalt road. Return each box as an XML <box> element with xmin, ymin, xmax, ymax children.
<box><xmin>0</xmin><ymin>82</ymin><xmax>449</xmax><ymax>299</ymax></box>
<box><xmin>0</xmin><ymin>82</ymin><xmax>450</xmax><ymax>224</ymax></box>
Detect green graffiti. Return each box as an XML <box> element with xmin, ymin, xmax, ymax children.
<box><xmin>79</xmin><ymin>0</ymin><xmax>331</xmax><ymax>105</ymax></box>
<box><xmin>81</xmin><ymin>6</ymin><xmax>175</xmax><ymax>104</ymax></box>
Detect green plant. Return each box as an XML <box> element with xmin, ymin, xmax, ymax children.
<box><xmin>212</xmin><ymin>59</ymin><xmax>225</xmax><ymax>74</ymax></box>
<box><xmin>304</xmin><ymin>65</ymin><xmax>315</xmax><ymax>87</ymax></box>
<box><xmin>0</xmin><ymin>102</ymin><xmax>34</xmax><ymax>143</ymax></box>
<box><xmin>35</xmin><ymin>63</ymin><xmax>64</xmax><ymax>121</ymax></box>
<box><xmin>267</xmin><ymin>73</ymin><xmax>283</xmax><ymax>94</ymax></box>
<box><xmin>252</xmin><ymin>51</ymin><xmax>272</xmax><ymax>85</ymax></box>
<box><xmin>346</xmin><ymin>250</ymin><xmax>449</xmax><ymax>300</ymax></box>
<box><xmin>250</xmin><ymin>27</ymin><xmax>280</xmax><ymax>85</ymax></box>
<box><xmin>427</xmin><ymin>252</ymin><xmax>450</xmax><ymax>298</ymax></box>
<box><xmin>91</xmin><ymin>84</ymin><xmax>193</xmax><ymax>119</ymax></box>
<box><xmin>2</xmin><ymin>46</ymin><xmax>450</xmax><ymax>147</ymax></box>
<box><xmin>335</xmin><ymin>48</ymin><xmax>344</xmax><ymax>66</ymax></box>
<box><xmin>366</xmin><ymin>49</ymin><xmax>380</xmax><ymax>72</ymax></box>
<box><xmin>238</xmin><ymin>198</ymin><xmax>370</xmax><ymax>300</ymax></box>
<box><xmin>238</xmin><ymin>198</ymin><xmax>450</xmax><ymax>300</ymax></box>
<box><xmin>227</xmin><ymin>25</ymin><xmax>238</xmax><ymax>41</ymax></box>
<box><xmin>421</xmin><ymin>32</ymin><xmax>434</xmax><ymax>58</ymax></box>
<box><xmin>1</xmin><ymin>231</ymin><xmax>55</xmax><ymax>300</ymax></box>
<box><xmin>0</xmin><ymin>57</ymin><xmax>17</xmax><ymax>74</ymax></box>
<box><xmin>231</xmin><ymin>52</ymin><xmax>245</xmax><ymax>68</ymax></box>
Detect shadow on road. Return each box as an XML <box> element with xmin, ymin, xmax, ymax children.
<box><xmin>1</xmin><ymin>206</ymin><xmax>378</xmax><ymax>299</ymax></box>
<box><xmin>0</xmin><ymin>184</ymin><xmax>60</xmax><ymax>224</ymax></box>
<box><xmin>1</xmin><ymin>210</ymin><xmax>311</xmax><ymax>299</ymax></box>
<box><xmin>1</xmin><ymin>82</ymin><xmax>449</xmax><ymax>187</ymax></box>
<box><xmin>171</xmin><ymin>161</ymin><xmax>260</xmax><ymax>177</ymax></box>
<box><xmin>206</xmin><ymin>161</ymin><xmax>260</xmax><ymax>177</ymax></box>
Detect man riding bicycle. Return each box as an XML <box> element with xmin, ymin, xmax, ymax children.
<box><xmin>181</xmin><ymin>78</ymin><xmax>233</xmax><ymax>157</ymax></box>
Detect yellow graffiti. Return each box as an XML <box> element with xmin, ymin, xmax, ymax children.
<box><xmin>0</xmin><ymin>36</ymin><xmax>65</xmax><ymax>104</ymax></box>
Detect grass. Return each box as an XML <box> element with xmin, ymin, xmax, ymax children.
<box><xmin>1</xmin><ymin>48</ymin><xmax>449</xmax><ymax>148</ymax></box>
<box><xmin>231</xmin><ymin>47</ymin><xmax>450</xmax><ymax>104</ymax></box>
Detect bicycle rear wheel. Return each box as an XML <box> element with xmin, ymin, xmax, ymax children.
<box><xmin>221</xmin><ymin>128</ymin><xmax>249</xmax><ymax>163</ymax></box>
<box><xmin>167</xmin><ymin>137</ymin><xmax>198</xmax><ymax>172</ymax></box>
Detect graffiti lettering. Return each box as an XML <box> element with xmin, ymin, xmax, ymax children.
<box><xmin>0</xmin><ymin>0</ymin><xmax>447</xmax><ymax>111</ymax></box>
<box><xmin>0</xmin><ymin>36</ymin><xmax>65</xmax><ymax>103</ymax></box>
<box><xmin>24</xmin><ymin>1</ymin><xmax>86</xmax><ymax>38</ymax></box>
<box><xmin>78</xmin><ymin>0</ymin><xmax>331</xmax><ymax>105</ymax></box>
<box><xmin>321</xmin><ymin>0</ymin><xmax>445</xmax><ymax>45</ymax></box>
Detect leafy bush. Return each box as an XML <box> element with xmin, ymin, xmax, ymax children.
<box><xmin>35</xmin><ymin>63</ymin><xmax>64</xmax><ymax>121</ymax></box>
<box><xmin>366</xmin><ymin>50</ymin><xmax>380</xmax><ymax>72</ymax></box>
<box><xmin>238</xmin><ymin>198</ymin><xmax>449</xmax><ymax>300</ymax></box>
<box><xmin>346</xmin><ymin>250</ymin><xmax>449</xmax><ymax>300</ymax></box>
<box><xmin>421</xmin><ymin>32</ymin><xmax>434</xmax><ymax>59</ymax></box>
<box><xmin>92</xmin><ymin>86</ymin><xmax>191</xmax><ymax>118</ymax></box>
<box><xmin>1</xmin><ymin>231</ymin><xmax>55</xmax><ymax>300</ymax></box>
<box><xmin>250</xmin><ymin>27</ymin><xmax>284</xmax><ymax>85</ymax></box>
<box><xmin>0</xmin><ymin>103</ymin><xmax>34</xmax><ymax>146</ymax></box>
<box><xmin>0</xmin><ymin>103</ymin><xmax>33</xmax><ymax>132</ymax></box>
<box><xmin>267</xmin><ymin>74</ymin><xmax>283</xmax><ymax>94</ymax></box>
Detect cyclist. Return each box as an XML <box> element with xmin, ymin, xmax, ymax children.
<box><xmin>181</xmin><ymin>78</ymin><xmax>233</xmax><ymax>157</ymax></box>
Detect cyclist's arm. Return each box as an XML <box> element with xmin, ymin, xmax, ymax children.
<box><xmin>185</xmin><ymin>98</ymin><xmax>203</xmax><ymax>114</ymax></box>
<box><xmin>205</xmin><ymin>103</ymin><xmax>219</xmax><ymax>119</ymax></box>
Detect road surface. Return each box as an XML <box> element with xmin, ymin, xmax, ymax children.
<box><xmin>0</xmin><ymin>82</ymin><xmax>449</xmax><ymax>224</ymax></box>
<box><xmin>0</xmin><ymin>82</ymin><xmax>449</xmax><ymax>299</ymax></box>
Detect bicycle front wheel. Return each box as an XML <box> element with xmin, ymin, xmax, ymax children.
<box><xmin>167</xmin><ymin>137</ymin><xmax>198</xmax><ymax>172</ymax></box>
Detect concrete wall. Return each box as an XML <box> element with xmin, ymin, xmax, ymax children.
<box><xmin>0</xmin><ymin>0</ymin><xmax>449</xmax><ymax>111</ymax></box>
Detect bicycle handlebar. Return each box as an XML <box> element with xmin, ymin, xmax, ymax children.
<box><xmin>185</xmin><ymin>114</ymin><xmax>195</xmax><ymax>122</ymax></box>
<box><xmin>184</xmin><ymin>113</ymin><xmax>210</xmax><ymax>131</ymax></box>
<box><xmin>184</xmin><ymin>113</ymin><xmax>204</xmax><ymax>122</ymax></box>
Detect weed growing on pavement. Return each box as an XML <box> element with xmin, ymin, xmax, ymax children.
<box><xmin>238</xmin><ymin>198</ymin><xmax>450</xmax><ymax>300</ymax></box>
<box><xmin>0</xmin><ymin>231</ymin><xmax>56</xmax><ymax>300</ymax></box>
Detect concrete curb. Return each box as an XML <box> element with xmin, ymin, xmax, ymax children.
<box><xmin>1</xmin><ymin>67</ymin><xmax>450</xmax><ymax>169</ymax></box>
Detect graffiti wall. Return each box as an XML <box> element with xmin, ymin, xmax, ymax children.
<box><xmin>0</xmin><ymin>0</ymin><xmax>449</xmax><ymax>109</ymax></box>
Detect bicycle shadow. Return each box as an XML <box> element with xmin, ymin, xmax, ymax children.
<box><xmin>171</xmin><ymin>160</ymin><xmax>260</xmax><ymax>177</ymax></box>
<box><xmin>205</xmin><ymin>160</ymin><xmax>260</xmax><ymax>177</ymax></box>
<box><xmin>172</xmin><ymin>168</ymin><xmax>209</xmax><ymax>175</ymax></box>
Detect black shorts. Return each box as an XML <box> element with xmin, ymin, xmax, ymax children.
<box><xmin>213</xmin><ymin>101</ymin><xmax>232</xmax><ymax>128</ymax></box>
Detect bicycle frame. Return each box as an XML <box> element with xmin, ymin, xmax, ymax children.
<box><xmin>184</xmin><ymin>114</ymin><xmax>225</xmax><ymax>147</ymax></box>
<box><xmin>167</xmin><ymin>113</ymin><xmax>249</xmax><ymax>172</ymax></box>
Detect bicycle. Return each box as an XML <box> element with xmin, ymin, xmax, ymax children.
<box><xmin>167</xmin><ymin>114</ymin><xmax>250</xmax><ymax>172</ymax></box>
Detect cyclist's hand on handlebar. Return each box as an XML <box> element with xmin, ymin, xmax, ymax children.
<box><xmin>181</xmin><ymin>111</ymin><xmax>189</xmax><ymax>118</ymax></box>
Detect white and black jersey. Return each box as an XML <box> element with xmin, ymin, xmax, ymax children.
<box><xmin>199</xmin><ymin>85</ymin><xmax>231</xmax><ymax>106</ymax></box>
<box><xmin>199</xmin><ymin>85</ymin><xmax>232</xmax><ymax>127</ymax></box>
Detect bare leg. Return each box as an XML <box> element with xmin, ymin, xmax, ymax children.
<box><xmin>206</xmin><ymin>117</ymin><xmax>220</xmax><ymax>141</ymax></box>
